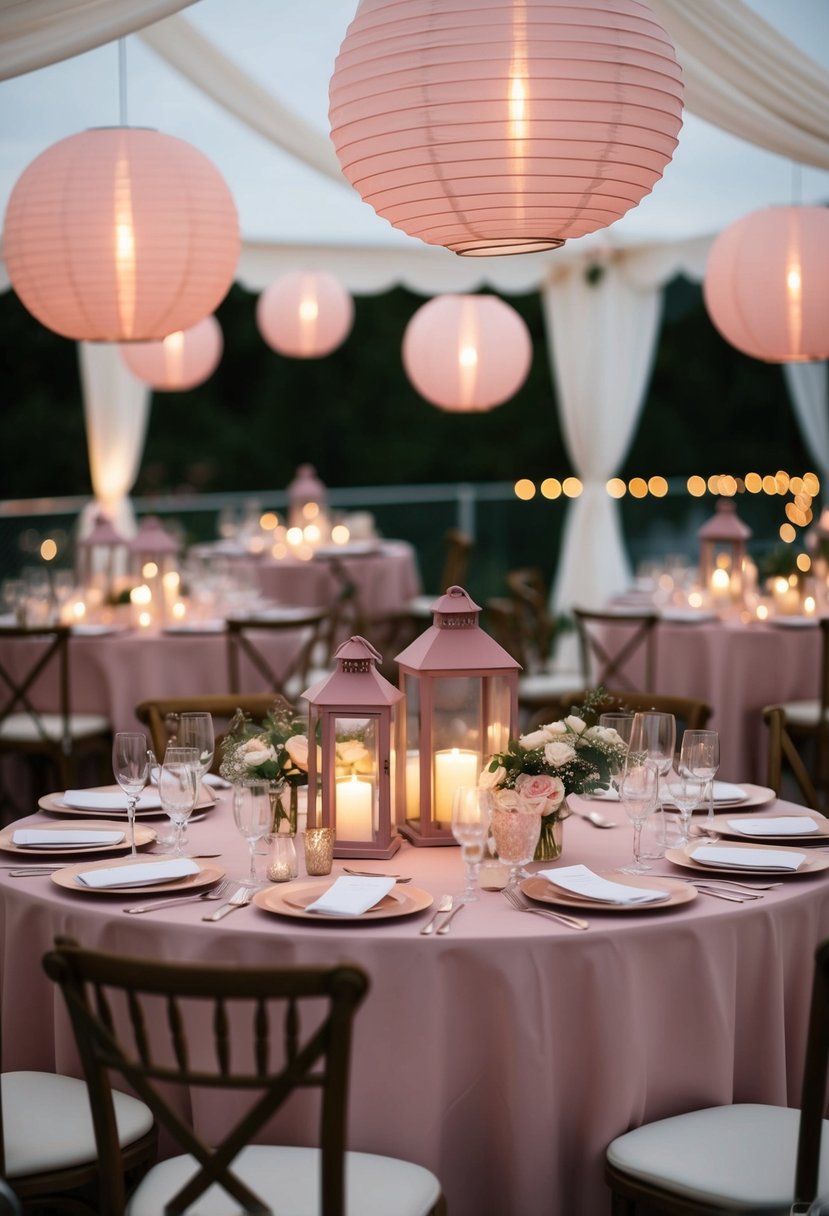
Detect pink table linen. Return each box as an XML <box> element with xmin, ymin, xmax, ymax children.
<box><xmin>598</xmin><ymin>617</ymin><xmax>820</xmax><ymax>781</ymax></box>
<box><xmin>1</xmin><ymin>791</ymin><xmax>828</xmax><ymax>1216</ymax></box>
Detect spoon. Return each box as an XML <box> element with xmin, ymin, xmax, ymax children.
<box><xmin>570</xmin><ymin>807</ymin><xmax>617</xmax><ymax>829</ymax></box>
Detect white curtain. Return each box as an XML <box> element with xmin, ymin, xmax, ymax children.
<box><xmin>78</xmin><ymin>343</ymin><xmax>150</xmax><ymax>537</ymax></box>
<box><xmin>783</xmin><ymin>361</ymin><xmax>829</xmax><ymax>487</ymax></box>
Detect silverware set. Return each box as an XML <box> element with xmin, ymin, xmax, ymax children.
<box><xmin>647</xmin><ymin>873</ymin><xmax>780</xmax><ymax>902</ymax></box>
<box><xmin>502</xmin><ymin>884</ymin><xmax>589</xmax><ymax>930</ymax></box>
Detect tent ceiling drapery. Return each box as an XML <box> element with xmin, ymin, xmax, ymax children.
<box><xmin>0</xmin><ymin>0</ymin><xmax>828</xmax><ymax>610</ymax></box>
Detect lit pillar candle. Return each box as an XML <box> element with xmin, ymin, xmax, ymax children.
<box><xmin>335</xmin><ymin>775</ymin><xmax>373</xmax><ymax>840</ymax></box>
<box><xmin>434</xmin><ymin>748</ymin><xmax>479</xmax><ymax>821</ymax></box>
<box><xmin>405</xmin><ymin>751</ymin><xmax>420</xmax><ymax>814</ymax></box>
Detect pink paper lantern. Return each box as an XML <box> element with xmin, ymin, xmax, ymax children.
<box><xmin>3</xmin><ymin>128</ymin><xmax>239</xmax><ymax>341</ymax></box>
<box><xmin>703</xmin><ymin>206</ymin><xmax>829</xmax><ymax>363</ymax></box>
<box><xmin>119</xmin><ymin>316</ymin><xmax>223</xmax><ymax>391</ymax></box>
<box><xmin>403</xmin><ymin>294</ymin><xmax>532</xmax><ymax>411</ymax></box>
<box><xmin>256</xmin><ymin>272</ymin><xmax>354</xmax><ymax>358</ymax></box>
<box><xmin>329</xmin><ymin>0</ymin><xmax>683</xmax><ymax>256</ymax></box>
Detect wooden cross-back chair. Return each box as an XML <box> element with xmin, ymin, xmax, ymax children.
<box><xmin>764</xmin><ymin>704</ymin><xmax>825</xmax><ymax>813</ymax></box>
<box><xmin>530</xmin><ymin>689</ymin><xmax>713</xmax><ymax>739</ymax></box>
<box><xmin>767</xmin><ymin>619</ymin><xmax>829</xmax><ymax>802</ymax></box>
<box><xmin>43</xmin><ymin>938</ymin><xmax>446</xmax><ymax>1216</ymax></box>
<box><xmin>225</xmin><ymin>607</ymin><xmax>329</xmax><ymax>698</ymax></box>
<box><xmin>572</xmin><ymin>608</ymin><xmax>659</xmax><ymax>693</ymax></box>
<box><xmin>135</xmin><ymin>694</ymin><xmax>295</xmax><ymax>771</ymax></box>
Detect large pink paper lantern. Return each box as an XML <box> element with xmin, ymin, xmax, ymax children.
<box><xmin>3</xmin><ymin>128</ymin><xmax>239</xmax><ymax>341</ymax></box>
<box><xmin>703</xmin><ymin>206</ymin><xmax>829</xmax><ymax>363</ymax></box>
<box><xmin>403</xmin><ymin>294</ymin><xmax>532</xmax><ymax>411</ymax></box>
<box><xmin>256</xmin><ymin>272</ymin><xmax>354</xmax><ymax>358</ymax></box>
<box><xmin>329</xmin><ymin>0</ymin><xmax>683</xmax><ymax>256</ymax></box>
<box><xmin>119</xmin><ymin>316</ymin><xmax>223</xmax><ymax>391</ymax></box>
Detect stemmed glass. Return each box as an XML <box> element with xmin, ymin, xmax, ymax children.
<box><xmin>158</xmin><ymin>747</ymin><xmax>200</xmax><ymax>857</ymax></box>
<box><xmin>618</xmin><ymin>760</ymin><xmax>659</xmax><ymax>874</ymax></box>
<box><xmin>489</xmin><ymin>795</ymin><xmax>544</xmax><ymax>888</ymax></box>
<box><xmin>666</xmin><ymin>765</ymin><xmax>705</xmax><ymax>847</ymax></box>
<box><xmin>450</xmin><ymin>786</ymin><xmax>492</xmax><ymax>903</ymax></box>
<box><xmin>175</xmin><ymin>712</ymin><xmax>215</xmax><ymax>849</ymax></box>
<box><xmin>629</xmin><ymin>712</ymin><xmax>676</xmax><ymax>810</ymax></box>
<box><xmin>680</xmin><ymin>729</ymin><xmax>720</xmax><ymax>838</ymax></box>
<box><xmin>112</xmin><ymin>732</ymin><xmax>151</xmax><ymax>856</ymax></box>
<box><xmin>232</xmin><ymin>781</ymin><xmax>272</xmax><ymax>889</ymax></box>
<box><xmin>598</xmin><ymin>712</ymin><xmax>634</xmax><ymax>795</ymax></box>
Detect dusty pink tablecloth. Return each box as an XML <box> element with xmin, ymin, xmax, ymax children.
<box><xmin>1</xmin><ymin>790</ymin><xmax>827</xmax><ymax>1216</ymax></box>
<box><xmin>597</xmin><ymin>617</ymin><xmax>820</xmax><ymax>781</ymax></box>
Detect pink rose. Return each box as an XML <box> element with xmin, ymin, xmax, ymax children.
<box><xmin>515</xmin><ymin>772</ymin><xmax>565</xmax><ymax>815</ymax></box>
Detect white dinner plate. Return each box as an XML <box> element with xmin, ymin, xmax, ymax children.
<box><xmin>51</xmin><ymin>857</ymin><xmax>225</xmax><ymax>896</ymax></box>
<box><xmin>665</xmin><ymin>842</ymin><xmax>829</xmax><ymax>877</ymax></box>
<box><xmin>253</xmin><ymin>880</ymin><xmax>433</xmax><ymax>922</ymax></box>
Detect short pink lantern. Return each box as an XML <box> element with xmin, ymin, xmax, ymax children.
<box><xmin>329</xmin><ymin>0</ymin><xmax>683</xmax><ymax>256</ymax></box>
<box><xmin>256</xmin><ymin>272</ymin><xmax>354</xmax><ymax>358</ymax></box>
<box><xmin>403</xmin><ymin>294</ymin><xmax>532</xmax><ymax>411</ymax></box>
<box><xmin>3</xmin><ymin>128</ymin><xmax>240</xmax><ymax>342</ymax></box>
<box><xmin>119</xmin><ymin>316</ymin><xmax>223</xmax><ymax>391</ymax></box>
<box><xmin>703</xmin><ymin>206</ymin><xmax>829</xmax><ymax>363</ymax></box>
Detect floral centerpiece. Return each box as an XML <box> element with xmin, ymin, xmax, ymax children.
<box><xmin>219</xmin><ymin>697</ymin><xmax>310</xmax><ymax>834</ymax></box>
<box><xmin>480</xmin><ymin>691</ymin><xmax>630</xmax><ymax>860</ymax></box>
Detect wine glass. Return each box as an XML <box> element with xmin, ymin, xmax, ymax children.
<box><xmin>450</xmin><ymin>786</ymin><xmax>491</xmax><ymax>903</ymax></box>
<box><xmin>629</xmin><ymin>712</ymin><xmax>676</xmax><ymax>807</ymax></box>
<box><xmin>489</xmin><ymin>795</ymin><xmax>543</xmax><ymax>888</ymax></box>
<box><xmin>112</xmin><ymin>732</ymin><xmax>151</xmax><ymax>856</ymax></box>
<box><xmin>232</xmin><ymin>781</ymin><xmax>272</xmax><ymax>888</ymax></box>
<box><xmin>598</xmin><ymin>712</ymin><xmax>634</xmax><ymax>795</ymax></box>
<box><xmin>666</xmin><ymin>767</ymin><xmax>705</xmax><ymax>847</ymax></box>
<box><xmin>175</xmin><ymin>713</ymin><xmax>215</xmax><ymax>849</ymax></box>
<box><xmin>680</xmin><ymin>729</ymin><xmax>720</xmax><ymax>838</ymax></box>
<box><xmin>618</xmin><ymin>760</ymin><xmax>659</xmax><ymax>874</ymax></box>
<box><xmin>158</xmin><ymin>747</ymin><xmax>200</xmax><ymax>857</ymax></box>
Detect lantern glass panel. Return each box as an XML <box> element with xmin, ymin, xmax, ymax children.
<box><xmin>428</xmin><ymin>676</ymin><xmax>482</xmax><ymax>826</ymax></box>
<box><xmin>484</xmin><ymin>675</ymin><xmax>513</xmax><ymax>759</ymax></box>
<box><xmin>333</xmin><ymin>715</ymin><xmax>377</xmax><ymax>842</ymax></box>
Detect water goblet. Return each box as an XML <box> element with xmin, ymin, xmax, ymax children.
<box><xmin>628</xmin><ymin>710</ymin><xmax>676</xmax><ymax>850</ymax></box>
<box><xmin>618</xmin><ymin>760</ymin><xmax>659</xmax><ymax>874</ymax></box>
<box><xmin>112</xmin><ymin>732</ymin><xmax>151</xmax><ymax>856</ymax></box>
<box><xmin>665</xmin><ymin>768</ymin><xmax>705</xmax><ymax>846</ymax></box>
<box><xmin>680</xmin><ymin>729</ymin><xmax>720</xmax><ymax>836</ymax></box>
<box><xmin>158</xmin><ymin>747</ymin><xmax>200</xmax><ymax>857</ymax></box>
<box><xmin>175</xmin><ymin>712</ymin><xmax>215</xmax><ymax>849</ymax></box>
<box><xmin>489</xmin><ymin>794</ymin><xmax>544</xmax><ymax>888</ymax></box>
<box><xmin>233</xmin><ymin>781</ymin><xmax>273</xmax><ymax>888</ymax></box>
<box><xmin>598</xmin><ymin>712</ymin><xmax>634</xmax><ymax>795</ymax></box>
<box><xmin>450</xmin><ymin>786</ymin><xmax>491</xmax><ymax>903</ymax></box>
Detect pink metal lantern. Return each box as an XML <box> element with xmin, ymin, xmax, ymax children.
<box><xmin>119</xmin><ymin>316</ymin><xmax>223</xmax><ymax>391</ymax></box>
<box><xmin>703</xmin><ymin>206</ymin><xmax>829</xmax><ymax>362</ymax></box>
<box><xmin>697</xmin><ymin>500</ymin><xmax>752</xmax><ymax>610</ymax></box>
<box><xmin>403</xmin><ymin>294</ymin><xmax>532</xmax><ymax>411</ymax></box>
<box><xmin>303</xmin><ymin>636</ymin><xmax>403</xmax><ymax>859</ymax></box>
<box><xmin>256</xmin><ymin>271</ymin><xmax>354</xmax><ymax>358</ymax></box>
<box><xmin>76</xmin><ymin>512</ymin><xmax>127</xmax><ymax>599</ymax></box>
<box><xmin>329</xmin><ymin>0</ymin><xmax>683</xmax><ymax>256</ymax></box>
<box><xmin>395</xmin><ymin>585</ymin><xmax>519</xmax><ymax>846</ymax></box>
<box><xmin>3</xmin><ymin>128</ymin><xmax>239</xmax><ymax>342</ymax></box>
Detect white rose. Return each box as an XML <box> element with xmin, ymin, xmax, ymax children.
<box><xmin>479</xmin><ymin>764</ymin><xmax>506</xmax><ymax>790</ymax></box>
<box><xmin>583</xmin><ymin>725</ymin><xmax>617</xmax><ymax>744</ymax></box>
<box><xmin>564</xmin><ymin>715</ymin><xmax>587</xmax><ymax>735</ymax></box>
<box><xmin>337</xmin><ymin>739</ymin><xmax>369</xmax><ymax>767</ymax></box>
<box><xmin>239</xmin><ymin>736</ymin><xmax>277</xmax><ymax>768</ymax></box>
<box><xmin>544</xmin><ymin>740</ymin><xmax>576</xmax><ymax>768</ymax></box>
<box><xmin>284</xmin><ymin>734</ymin><xmax>309</xmax><ymax>771</ymax></box>
<box><xmin>543</xmin><ymin>720</ymin><xmax>568</xmax><ymax>736</ymax></box>
<box><xmin>518</xmin><ymin>727</ymin><xmax>554</xmax><ymax>750</ymax></box>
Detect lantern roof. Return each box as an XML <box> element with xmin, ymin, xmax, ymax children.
<box><xmin>395</xmin><ymin>585</ymin><xmax>521</xmax><ymax>673</ymax></box>
<box><xmin>302</xmin><ymin>635</ymin><xmax>403</xmax><ymax>707</ymax></box>
<box><xmin>128</xmin><ymin>515</ymin><xmax>179</xmax><ymax>554</ymax></box>
<box><xmin>79</xmin><ymin>512</ymin><xmax>125</xmax><ymax>548</ymax></box>
<box><xmin>288</xmin><ymin>463</ymin><xmax>327</xmax><ymax>505</ymax></box>
<box><xmin>697</xmin><ymin>500</ymin><xmax>752</xmax><ymax>542</ymax></box>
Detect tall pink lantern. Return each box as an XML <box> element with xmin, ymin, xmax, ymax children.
<box><xmin>403</xmin><ymin>294</ymin><xmax>532</xmax><ymax>411</ymax></box>
<box><xmin>256</xmin><ymin>271</ymin><xmax>354</xmax><ymax>358</ymax></box>
<box><xmin>329</xmin><ymin>0</ymin><xmax>683</xmax><ymax>256</ymax></box>
<box><xmin>3</xmin><ymin>128</ymin><xmax>239</xmax><ymax>341</ymax></box>
<box><xmin>119</xmin><ymin>316</ymin><xmax>223</xmax><ymax>391</ymax></box>
<box><xmin>703</xmin><ymin>206</ymin><xmax>829</xmax><ymax>363</ymax></box>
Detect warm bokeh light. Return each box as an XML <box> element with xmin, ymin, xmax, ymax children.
<box><xmin>756</xmin><ymin>603</ymin><xmax>768</xmax><ymax>621</ymax></box>
<box><xmin>796</xmin><ymin>553</ymin><xmax>812</xmax><ymax>572</ymax></box>
<box><xmin>648</xmin><ymin>476</ymin><xmax>668</xmax><ymax>497</ymax></box>
<box><xmin>711</xmin><ymin>568</ymin><xmax>730</xmax><ymax>591</ymax></box>
<box><xmin>804</xmin><ymin>595</ymin><xmax>817</xmax><ymax>615</ymax></box>
<box><xmin>763</xmin><ymin>475</ymin><xmax>778</xmax><ymax>495</ymax></box>
<box><xmin>688</xmin><ymin>591</ymin><xmax>704</xmax><ymax>608</ymax></box>
<box><xmin>514</xmin><ymin>479</ymin><xmax>536</xmax><ymax>500</ymax></box>
<box><xmin>331</xmin><ymin>524</ymin><xmax>351</xmax><ymax>544</ymax></box>
<box><xmin>707</xmin><ymin>475</ymin><xmax>719</xmax><ymax>494</ymax></box>
<box><xmin>744</xmin><ymin>473</ymin><xmax>761</xmax><ymax>493</ymax></box>
<box><xmin>130</xmin><ymin>584</ymin><xmax>152</xmax><ymax>605</ymax></box>
<box><xmin>779</xmin><ymin>524</ymin><xmax>796</xmax><ymax>543</ymax></box>
<box><xmin>172</xmin><ymin>601</ymin><xmax>187</xmax><ymax>621</ymax></box>
<box><xmin>718</xmin><ymin>475</ymin><xmax>737</xmax><ymax>496</ymax></box>
<box><xmin>302</xmin><ymin>502</ymin><xmax>320</xmax><ymax>520</ymax></box>
<box><xmin>141</xmin><ymin>561</ymin><xmax>158</xmax><ymax>579</ymax></box>
<box><xmin>687</xmin><ymin>475</ymin><xmax>706</xmax><ymax>497</ymax></box>
<box><xmin>775</xmin><ymin>470</ymin><xmax>790</xmax><ymax>493</ymax></box>
<box><xmin>260</xmin><ymin>512</ymin><xmax>278</xmax><ymax>531</ymax></box>
<box><xmin>39</xmin><ymin>539</ymin><xmax>57</xmax><ymax>561</ymax></box>
<box><xmin>303</xmin><ymin>524</ymin><xmax>322</xmax><ymax>544</ymax></box>
<box><xmin>804</xmin><ymin>472</ymin><xmax>820</xmax><ymax>495</ymax></box>
<box><xmin>606</xmin><ymin>478</ymin><xmax>626</xmax><ymax>499</ymax></box>
<box><xmin>286</xmin><ymin>527</ymin><xmax>304</xmax><ymax>546</ymax></box>
<box><xmin>541</xmin><ymin>478</ymin><xmax>562</xmax><ymax>499</ymax></box>
<box><xmin>562</xmin><ymin>477</ymin><xmax>583</xmax><ymax>498</ymax></box>
<box><xmin>162</xmin><ymin>571</ymin><xmax>179</xmax><ymax>592</ymax></box>
<box><xmin>786</xmin><ymin>503</ymin><xmax>807</xmax><ymax>527</ymax></box>
<box><xmin>629</xmin><ymin>478</ymin><xmax>648</xmax><ymax>498</ymax></box>
<box><xmin>790</xmin><ymin>476</ymin><xmax>803</xmax><ymax>495</ymax></box>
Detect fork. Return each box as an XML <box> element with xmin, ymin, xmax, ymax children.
<box><xmin>202</xmin><ymin>886</ymin><xmax>253</xmax><ymax>921</ymax></box>
<box><xmin>648</xmin><ymin>872</ymin><xmax>781</xmax><ymax>891</ymax></box>
<box><xmin>123</xmin><ymin>878</ymin><xmax>230</xmax><ymax>914</ymax></box>
<box><xmin>502</xmin><ymin>885</ymin><xmax>589</xmax><ymax>930</ymax></box>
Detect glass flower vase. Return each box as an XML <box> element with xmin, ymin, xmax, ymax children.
<box><xmin>267</xmin><ymin>780</ymin><xmax>298</xmax><ymax>836</ymax></box>
<box><xmin>534</xmin><ymin>812</ymin><xmax>564</xmax><ymax>862</ymax></box>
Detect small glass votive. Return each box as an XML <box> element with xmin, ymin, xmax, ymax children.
<box><xmin>304</xmin><ymin>827</ymin><xmax>335</xmax><ymax>876</ymax></box>
<box><xmin>267</xmin><ymin>833</ymin><xmax>298</xmax><ymax>883</ymax></box>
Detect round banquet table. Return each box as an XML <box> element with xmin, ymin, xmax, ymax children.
<box><xmin>1</xmin><ymin>791</ymin><xmax>828</xmax><ymax>1216</ymax></box>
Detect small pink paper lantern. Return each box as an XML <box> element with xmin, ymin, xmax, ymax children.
<box><xmin>256</xmin><ymin>272</ymin><xmax>354</xmax><ymax>358</ymax></box>
<box><xmin>119</xmin><ymin>316</ymin><xmax>223</xmax><ymax>391</ymax></box>
<box><xmin>703</xmin><ymin>206</ymin><xmax>829</xmax><ymax>362</ymax></box>
<box><xmin>403</xmin><ymin>294</ymin><xmax>532</xmax><ymax>411</ymax></box>
<box><xmin>329</xmin><ymin>0</ymin><xmax>683</xmax><ymax>256</ymax></box>
<box><xmin>3</xmin><ymin>128</ymin><xmax>239</xmax><ymax>342</ymax></box>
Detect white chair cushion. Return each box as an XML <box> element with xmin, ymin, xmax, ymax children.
<box><xmin>127</xmin><ymin>1144</ymin><xmax>441</xmax><ymax>1216</ymax></box>
<box><xmin>518</xmin><ymin>672</ymin><xmax>583</xmax><ymax>701</ymax></box>
<box><xmin>607</xmin><ymin>1103</ymin><xmax>829</xmax><ymax>1210</ymax></box>
<box><xmin>2</xmin><ymin>1071</ymin><xmax>153</xmax><ymax>1178</ymax></box>
<box><xmin>777</xmin><ymin>701</ymin><xmax>825</xmax><ymax>727</ymax></box>
<box><xmin>0</xmin><ymin>713</ymin><xmax>111</xmax><ymax>742</ymax></box>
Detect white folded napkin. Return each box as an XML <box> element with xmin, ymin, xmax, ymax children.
<box><xmin>728</xmin><ymin>817</ymin><xmax>818</xmax><ymax>837</ymax></box>
<box><xmin>710</xmin><ymin>782</ymin><xmax>747</xmax><ymax>802</ymax></box>
<box><xmin>202</xmin><ymin>773</ymin><xmax>231</xmax><ymax>789</ymax></box>
<box><xmin>691</xmin><ymin>845</ymin><xmax>805</xmax><ymax>871</ymax></box>
<box><xmin>62</xmin><ymin>790</ymin><xmax>163</xmax><ymax>811</ymax></box>
<box><xmin>304</xmin><ymin>875</ymin><xmax>395</xmax><ymax>916</ymax></box>
<box><xmin>12</xmin><ymin>828</ymin><xmax>125</xmax><ymax>848</ymax></box>
<box><xmin>75</xmin><ymin>858</ymin><xmax>200</xmax><ymax>889</ymax></box>
<box><xmin>538</xmin><ymin>864</ymin><xmax>670</xmax><ymax>905</ymax></box>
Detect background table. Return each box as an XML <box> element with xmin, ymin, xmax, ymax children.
<box><xmin>1</xmin><ymin>791</ymin><xmax>827</xmax><ymax>1216</ymax></box>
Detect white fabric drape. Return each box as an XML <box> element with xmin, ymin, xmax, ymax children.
<box><xmin>783</xmin><ymin>361</ymin><xmax>829</xmax><ymax>487</ymax></box>
<box><xmin>0</xmin><ymin>0</ymin><xmax>197</xmax><ymax>80</ymax></box>
<box><xmin>78</xmin><ymin>343</ymin><xmax>150</xmax><ymax>536</ymax></box>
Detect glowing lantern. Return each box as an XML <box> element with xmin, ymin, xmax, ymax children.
<box><xmin>119</xmin><ymin>316</ymin><xmax>223</xmax><ymax>391</ymax></box>
<box><xmin>256</xmin><ymin>272</ymin><xmax>354</xmax><ymax>358</ymax></box>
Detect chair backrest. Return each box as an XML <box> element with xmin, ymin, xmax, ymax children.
<box><xmin>530</xmin><ymin>688</ymin><xmax>713</xmax><ymax>737</ymax></box>
<box><xmin>440</xmin><ymin>529</ymin><xmax>474</xmax><ymax>592</ymax></box>
<box><xmin>572</xmin><ymin>609</ymin><xmax>658</xmax><ymax>692</ymax></box>
<box><xmin>795</xmin><ymin>937</ymin><xmax>829</xmax><ymax>1205</ymax></box>
<box><xmin>43</xmin><ymin>938</ymin><xmax>369</xmax><ymax>1216</ymax></box>
<box><xmin>225</xmin><ymin>608</ymin><xmax>329</xmax><ymax>696</ymax></box>
<box><xmin>0</xmin><ymin>624</ymin><xmax>72</xmax><ymax>751</ymax></box>
<box><xmin>135</xmin><ymin>694</ymin><xmax>296</xmax><ymax>770</ymax></box>
<box><xmin>763</xmin><ymin>705</ymin><xmax>824</xmax><ymax>813</ymax></box>
<box><xmin>506</xmin><ymin>567</ymin><xmax>555</xmax><ymax>669</ymax></box>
